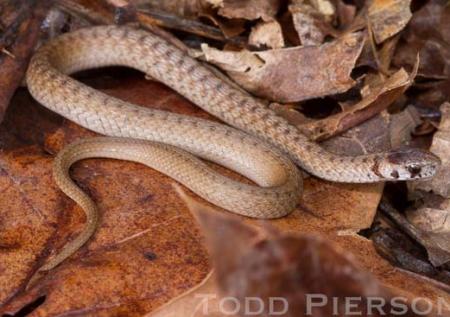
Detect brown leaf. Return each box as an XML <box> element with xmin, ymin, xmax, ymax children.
<box><xmin>289</xmin><ymin>1</ymin><xmax>329</xmax><ymax>46</ymax></box>
<box><xmin>393</xmin><ymin>0</ymin><xmax>450</xmax><ymax>77</ymax></box>
<box><xmin>292</xmin><ymin>12</ymin><xmax>325</xmax><ymax>46</ymax></box>
<box><xmin>199</xmin><ymin>5</ymin><xmax>246</xmax><ymax>39</ymax></box>
<box><xmin>321</xmin><ymin>112</ymin><xmax>391</xmax><ymax>157</ymax></box>
<box><xmin>0</xmin><ymin>0</ymin><xmax>51</xmax><ymax>123</ymax></box>
<box><xmin>208</xmin><ymin>0</ymin><xmax>280</xmax><ymax>21</ymax></box>
<box><xmin>175</xmin><ymin>190</ymin><xmax>436</xmax><ymax>317</ymax></box>
<box><xmin>368</xmin><ymin>0</ymin><xmax>412</xmax><ymax>44</ymax></box>
<box><xmin>392</xmin><ymin>0</ymin><xmax>450</xmax><ymax>106</ymax></box>
<box><xmin>0</xmin><ymin>75</ymin><xmax>211</xmax><ymax>316</ymax></box>
<box><xmin>404</xmin><ymin>102</ymin><xmax>450</xmax><ymax>267</ymax></box>
<box><xmin>411</xmin><ymin>102</ymin><xmax>450</xmax><ymax>198</ymax></box>
<box><xmin>60</xmin><ymin>0</ymin><xmax>235</xmax><ymax>44</ymax></box>
<box><xmin>370</xmin><ymin>222</ymin><xmax>450</xmax><ymax>288</ymax></box>
<box><xmin>299</xmin><ymin>68</ymin><xmax>414</xmax><ymax>141</ymax></box>
<box><xmin>248</xmin><ymin>20</ymin><xmax>285</xmax><ymax>49</ymax></box>
<box><xmin>336</xmin><ymin>0</ymin><xmax>356</xmax><ymax>29</ymax></box>
<box><xmin>146</xmin><ymin>271</ymin><xmax>228</xmax><ymax>317</ymax></box>
<box><xmin>129</xmin><ymin>0</ymin><xmax>202</xmax><ymax>18</ymax></box>
<box><xmin>389</xmin><ymin>105</ymin><xmax>422</xmax><ymax>148</ymax></box>
<box><xmin>201</xmin><ymin>32</ymin><xmax>364</xmax><ymax>102</ymax></box>
<box><xmin>0</xmin><ymin>36</ymin><xmax>448</xmax><ymax>317</ymax></box>
<box><xmin>407</xmin><ymin>195</ymin><xmax>450</xmax><ymax>234</ymax></box>
<box><xmin>381</xmin><ymin>200</ymin><xmax>450</xmax><ymax>268</ymax></box>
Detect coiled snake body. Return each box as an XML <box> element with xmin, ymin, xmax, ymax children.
<box><xmin>26</xmin><ymin>26</ymin><xmax>440</xmax><ymax>275</ymax></box>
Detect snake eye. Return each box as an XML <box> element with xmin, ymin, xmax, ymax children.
<box><xmin>407</xmin><ymin>165</ymin><xmax>422</xmax><ymax>178</ymax></box>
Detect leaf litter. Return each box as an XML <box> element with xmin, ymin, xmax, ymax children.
<box><xmin>0</xmin><ymin>0</ymin><xmax>449</xmax><ymax>316</ymax></box>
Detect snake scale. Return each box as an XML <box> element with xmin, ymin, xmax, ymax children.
<box><xmin>25</xmin><ymin>26</ymin><xmax>440</xmax><ymax>277</ymax></box>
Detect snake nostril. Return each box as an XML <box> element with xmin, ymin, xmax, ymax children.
<box><xmin>390</xmin><ymin>170</ymin><xmax>399</xmax><ymax>179</ymax></box>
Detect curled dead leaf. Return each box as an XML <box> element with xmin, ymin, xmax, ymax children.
<box><xmin>381</xmin><ymin>200</ymin><xmax>450</xmax><ymax>268</ymax></box>
<box><xmin>173</xmin><ymin>186</ymin><xmax>436</xmax><ymax>317</ymax></box>
<box><xmin>411</xmin><ymin>102</ymin><xmax>450</xmax><ymax>198</ymax></box>
<box><xmin>407</xmin><ymin>195</ymin><xmax>450</xmax><ymax>234</ymax></box>
<box><xmin>299</xmin><ymin>68</ymin><xmax>414</xmax><ymax>141</ymax></box>
<box><xmin>201</xmin><ymin>32</ymin><xmax>364</xmax><ymax>102</ymax></box>
<box><xmin>389</xmin><ymin>105</ymin><xmax>422</xmax><ymax>148</ymax></box>
<box><xmin>403</xmin><ymin>102</ymin><xmax>450</xmax><ymax>267</ymax></box>
<box><xmin>0</xmin><ymin>0</ymin><xmax>51</xmax><ymax>123</ymax></box>
<box><xmin>368</xmin><ymin>0</ymin><xmax>412</xmax><ymax>44</ymax></box>
<box><xmin>289</xmin><ymin>1</ymin><xmax>329</xmax><ymax>46</ymax></box>
<box><xmin>208</xmin><ymin>0</ymin><xmax>280</xmax><ymax>21</ymax></box>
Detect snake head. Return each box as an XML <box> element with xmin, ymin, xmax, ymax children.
<box><xmin>379</xmin><ymin>148</ymin><xmax>441</xmax><ymax>181</ymax></box>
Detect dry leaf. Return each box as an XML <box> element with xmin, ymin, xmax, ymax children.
<box><xmin>403</xmin><ymin>103</ymin><xmax>450</xmax><ymax>267</ymax></box>
<box><xmin>201</xmin><ymin>32</ymin><xmax>364</xmax><ymax>102</ymax></box>
<box><xmin>0</xmin><ymin>0</ymin><xmax>51</xmax><ymax>123</ymax></box>
<box><xmin>0</xmin><ymin>76</ymin><xmax>211</xmax><ymax>316</ymax></box>
<box><xmin>370</xmin><ymin>219</ymin><xmax>450</xmax><ymax>287</ymax></box>
<box><xmin>1</xmin><ymin>12</ymin><xmax>449</xmax><ymax>314</ymax></box>
<box><xmin>299</xmin><ymin>68</ymin><xmax>413</xmax><ymax>141</ymax></box>
<box><xmin>209</xmin><ymin>0</ymin><xmax>280</xmax><ymax>21</ymax></box>
<box><xmin>146</xmin><ymin>271</ymin><xmax>228</xmax><ymax>317</ymax></box>
<box><xmin>368</xmin><ymin>0</ymin><xmax>412</xmax><ymax>44</ymax></box>
<box><xmin>130</xmin><ymin>0</ymin><xmax>202</xmax><ymax>18</ymax></box>
<box><xmin>248</xmin><ymin>20</ymin><xmax>284</xmax><ymax>49</ymax></box>
<box><xmin>1</xmin><ymin>72</ymin><xmax>448</xmax><ymax>314</ymax></box>
<box><xmin>411</xmin><ymin>102</ymin><xmax>450</xmax><ymax>198</ymax></box>
<box><xmin>289</xmin><ymin>1</ymin><xmax>328</xmax><ymax>46</ymax></box>
<box><xmin>389</xmin><ymin>105</ymin><xmax>422</xmax><ymax>148</ymax></box>
<box><xmin>336</xmin><ymin>0</ymin><xmax>356</xmax><ymax>29</ymax></box>
<box><xmin>200</xmin><ymin>44</ymin><xmax>264</xmax><ymax>73</ymax></box>
<box><xmin>199</xmin><ymin>6</ymin><xmax>246</xmax><ymax>38</ymax></box>
<box><xmin>407</xmin><ymin>196</ymin><xmax>450</xmax><ymax>234</ymax></box>
<box><xmin>309</xmin><ymin>0</ymin><xmax>335</xmax><ymax>18</ymax></box>
<box><xmin>174</xmin><ymin>189</ymin><xmax>437</xmax><ymax>317</ymax></box>
<box><xmin>381</xmin><ymin>200</ymin><xmax>450</xmax><ymax>268</ymax></box>
<box><xmin>396</xmin><ymin>0</ymin><xmax>450</xmax><ymax>107</ymax></box>
<box><xmin>393</xmin><ymin>0</ymin><xmax>450</xmax><ymax>83</ymax></box>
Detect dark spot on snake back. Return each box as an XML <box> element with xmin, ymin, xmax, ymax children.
<box><xmin>144</xmin><ymin>251</ymin><xmax>157</xmax><ymax>261</ymax></box>
<box><xmin>165</xmin><ymin>49</ymin><xmax>174</xmax><ymax>58</ymax></box>
<box><xmin>137</xmin><ymin>194</ymin><xmax>154</xmax><ymax>204</ymax></box>
<box><xmin>177</xmin><ymin>57</ymin><xmax>186</xmax><ymax>68</ymax></box>
<box><xmin>248</xmin><ymin>105</ymin><xmax>257</xmax><ymax>113</ymax></box>
<box><xmin>187</xmin><ymin>65</ymin><xmax>196</xmax><ymax>74</ymax></box>
<box><xmin>240</xmin><ymin>99</ymin><xmax>250</xmax><ymax>108</ymax></box>
<box><xmin>227</xmin><ymin>91</ymin><xmax>237</xmax><ymax>100</ymax></box>
<box><xmin>138</xmin><ymin>34</ymin><xmax>147</xmax><ymax>43</ymax></box>
<box><xmin>153</xmin><ymin>41</ymin><xmax>162</xmax><ymax>51</ymax></box>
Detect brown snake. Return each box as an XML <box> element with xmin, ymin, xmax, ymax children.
<box><xmin>26</xmin><ymin>26</ymin><xmax>440</xmax><ymax>277</ymax></box>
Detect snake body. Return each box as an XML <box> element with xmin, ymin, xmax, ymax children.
<box><xmin>26</xmin><ymin>26</ymin><xmax>440</xmax><ymax>275</ymax></box>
